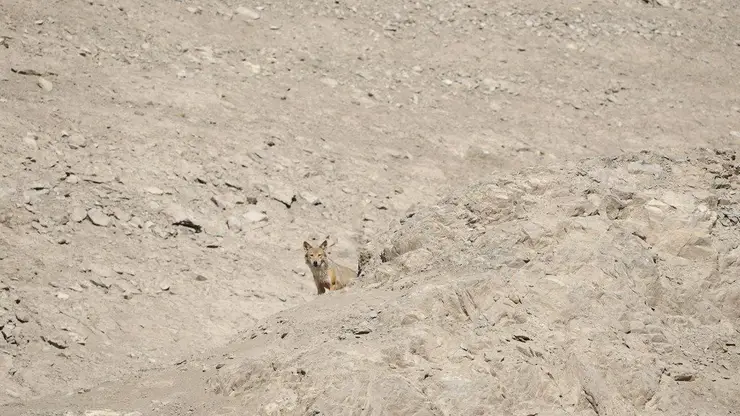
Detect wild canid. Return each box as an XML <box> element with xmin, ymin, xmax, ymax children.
<box><xmin>303</xmin><ymin>239</ymin><xmax>356</xmax><ymax>295</ymax></box>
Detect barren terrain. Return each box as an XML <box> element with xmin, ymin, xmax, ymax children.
<box><xmin>1</xmin><ymin>0</ymin><xmax>739</xmax><ymax>415</ymax></box>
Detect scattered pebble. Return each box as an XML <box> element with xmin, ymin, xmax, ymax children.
<box><xmin>70</xmin><ymin>207</ymin><xmax>88</xmax><ymax>223</ymax></box>
<box><xmin>112</xmin><ymin>207</ymin><xmax>132</xmax><ymax>222</ymax></box>
<box><xmin>22</xmin><ymin>133</ymin><xmax>38</xmax><ymax>150</ymax></box>
<box><xmin>226</xmin><ymin>216</ymin><xmax>243</xmax><ymax>231</ymax></box>
<box><xmin>90</xmin><ymin>264</ymin><xmax>114</xmax><ymax>278</ymax></box>
<box><xmin>352</xmin><ymin>325</ymin><xmax>372</xmax><ymax>335</ymax></box>
<box><xmin>300</xmin><ymin>191</ymin><xmax>321</xmax><ymax>205</ymax></box>
<box><xmin>235</xmin><ymin>6</ymin><xmax>260</xmax><ymax>20</ymax></box>
<box><xmin>243</xmin><ymin>210</ymin><xmax>268</xmax><ymax>223</ymax></box>
<box><xmin>37</xmin><ymin>77</ymin><xmax>53</xmax><ymax>92</ymax></box>
<box><xmin>42</xmin><ymin>334</ymin><xmax>69</xmax><ymax>349</ymax></box>
<box><xmin>87</xmin><ymin>208</ymin><xmax>110</xmax><ymax>227</ymax></box>
<box><xmin>89</xmin><ymin>277</ymin><xmax>111</xmax><ymax>290</ymax></box>
<box><xmin>67</xmin><ymin>134</ymin><xmax>87</xmax><ymax>149</ymax></box>
<box><xmin>674</xmin><ymin>373</ymin><xmax>695</xmax><ymax>382</ymax></box>
<box><xmin>83</xmin><ymin>410</ymin><xmax>122</xmax><ymax>416</ymax></box>
<box><xmin>268</xmin><ymin>184</ymin><xmax>295</xmax><ymax>208</ymax></box>
<box><xmin>211</xmin><ymin>194</ymin><xmax>234</xmax><ymax>210</ymax></box>
<box><xmin>15</xmin><ymin>311</ymin><xmax>30</xmax><ymax>323</ymax></box>
<box><xmin>321</xmin><ymin>78</ymin><xmax>338</xmax><ymax>88</ymax></box>
<box><xmin>68</xmin><ymin>331</ymin><xmax>87</xmax><ymax>345</ymax></box>
<box><xmin>165</xmin><ymin>204</ymin><xmax>202</xmax><ymax>232</ymax></box>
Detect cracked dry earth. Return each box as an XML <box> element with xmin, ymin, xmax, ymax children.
<box><xmin>1</xmin><ymin>0</ymin><xmax>739</xmax><ymax>415</ymax></box>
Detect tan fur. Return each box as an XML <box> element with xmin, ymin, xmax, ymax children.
<box><xmin>303</xmin><ymin>240</ymin><xmax>356</xmax><ymax>295</ymax></box>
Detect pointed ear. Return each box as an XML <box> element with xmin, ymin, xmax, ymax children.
<box><xmin>303</xmin><ymin>241</ymin><xmax>312</xmax><ymax>251</ymax></box>
<box><xmin>319</xmin><ymin>240</ymin><xmax>328</xmax><ymax>250</ymax></box>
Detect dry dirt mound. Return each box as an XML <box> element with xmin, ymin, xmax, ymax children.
<box><xmin>8</xmin><ymin>150</ymin><xmax>739</xmax><ymax>416</ymax></box>
<box><xmin>204</xmin><ymin>150</ymin><xmax>740</xmax><ymax>416</ymax></box>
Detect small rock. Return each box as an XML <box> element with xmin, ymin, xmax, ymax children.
<box><xmin>300</xmin><ymin>191</ymin><xmax>321</xmax><ymax>205</ymax></box>
<box><xmin>29</xmin><ymin>182</ymin><xmax>50</xmax><ymax>190</ymax></box>
<box><xmin>68</xmin><ymin>284</ymin><xmax>84</xmax><ymax>292</ymax></box>
<box><xmin>165</xmin><ymin>204</ymin><xmax>202</xmax><ymax>232</ymax></box>
<box><xmin>159</xmin><ymin>282</ymin><xmax>170</xmax><ymax>291</ymax></box>
<box><xmin>112</xmin><ymin>207</ymin><xmax>132</xmax><ymax>222</ymax></box>
<box><xmin>42</xmin><ymin>334</ymin><xmax>68</xmax><ymax>349</ymax></box>
<box><xmin>714</xmin><ymin>178</ymin><xmax>731</xmax><ymax>189</ymax></box>
<box><xmin>37</xmin><ymin>77</ymin><xmax>53</xmax><ymax>92</ymax></box>
<box><xmin>235</xmin><ymin>6</ymin><xmax>260</xmax><ymax>19</ymax></box>
<box><xmin>211</xmin><ymin>194</ymin><xmax>234</xmax><ymax>210</ymax></box>
<box><xmin>243</xmin><ymin>210</ymin><xmax>268</xmax><ymax>223</ymax></box>
<box><xmin>87</xmin><ymin>208</ymin><xmax>110</xmax><ymax>227</ymax></box>
<box><xmin>352</xmin><ymin>325</ymin><xmax>372</xmax><ymax>335</ymax></box>
<box><xmin>268</xmin><ymin>184</ymin><xmax>295</xmax><ymax>207</ymax></box>
<box><xmin>22</xmin><ymin>133</ymin><xmax>38</xmax><ymax>150</ymax></box>
<box><xmin>112</xmin><ymin>264</ymin><xmax>135</xmax><ymax>276</ymax></box>
<box><xmin>195</xmin><ymin>274</ymin><xmax>208</xmax><ymax>282</ymax></box>
<box><xmin>673</xmin><ymin>373</ymin><xmax>694</xmax><ymax>382</ymax></box>
<box><xmin>232</xmin><ymin>194</ymin><xmax>247</xmax><ymax>205</ymax></box>
<box><xmin>129</xmin><ymin>216</ymin><xmax>143</xmax><ymax>228</ymax></box>
<box><xmin>145</xmin><ymin>187</ymin><xmax>164</xmax><ymax>195</ymax></box>
<box><xmin>70</xmin><ymin>207</ymin><xmax>88</xmax><ymax>223</ymax></box>
<box><xmin>599</xmin><ymin>195</ymin><xmax>623</xmax><ymax>220</ymax></box>
<box><xmin>56</xmin><ymin>292</ymin><xmax>70</xmax><ymax>300</ymax></box>
<box><xmin>203</xmin><ymin>220</ymin><xmax>227</xmax><ymax>237</ymax></box>
<box><xmin>83</xmin><ymin>410</ymin><xmax>122</xmax><ymax>416</ymax></box>
<box><xmin>66</xmin><ymin>174</ymin><xmax>79</xmax><ymax>184</ymax></box>
<box><xmin>82</xmin><ymin>173</ymin><xmax>115</xmax><ymax>184</ymax></box>
<box><xmin>90</xmin><ymin>264</ymin><xmax>113</xmax><ymax>278</ymax></box>
<box><xmin>224</xmin><ymin>179</ymin><xmax>243</xmax><ymax>190</ymax></box>
<box><xmin>321</xmin><ymin>78</ymin><xmax>338</xmax><ymax>88</ymax></box>
<box><xmin>627</xmin><ymin>161</ymin><xmax>663</xmax><ymax>175</ymax></box>
<box><xmin>67</xmin><ymin>134</ymin><xmax>87</xmax><ymax>149</ymax></box>
<box><xmin>89</xmin><ymin>277</ymin><xmax>111</xmax><ymax>290</ymax></box>
<box><xmin>245</xmin><ymin>62</ymin><xmax>261</xmax><ymax>74</ymax></box>
<box><xmin>227</xmin><ymin>216</ymin><xmax>242</xmax><ymax>231</ymax></box>
<box><xmin>15</xmin><ymin>311</ymin><xmax>30</xmax><ymax>323</ymax></box>
<box><xmin>68</xmin><ymin>331</ymin><xmax>87</xmax><ymax>345</ymax></box>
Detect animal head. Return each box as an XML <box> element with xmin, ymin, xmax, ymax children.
<box><xmin>303</xmin><ymin>240</ymin><xmax>329</xmax><ymax>268</ymax></box>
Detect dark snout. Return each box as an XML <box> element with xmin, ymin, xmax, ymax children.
<box><xmin>312</xmin><ymin>260</ymin><xmax>320</xmax><ymax>267</ymax></box>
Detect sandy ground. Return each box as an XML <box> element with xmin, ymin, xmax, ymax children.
<box><xmin>1</xmin><ymin>0</ymin><xmax>739</xmax><ymax>414</ymax></box>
